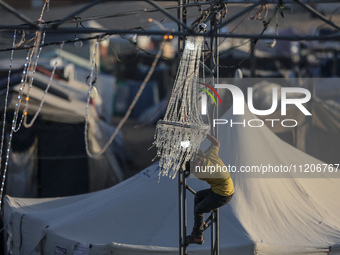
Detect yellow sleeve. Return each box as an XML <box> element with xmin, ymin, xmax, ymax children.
<box><xmin>192</xmin><ymin>157</ymin><xmax>213</xmax><ymax>180</ymax></box>
<box><xmin>204</xmin><ymin>145</ymin><xmax>220</xmax><ymax>162</ymax></box>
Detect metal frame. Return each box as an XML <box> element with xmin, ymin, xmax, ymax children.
<box><xmin>0</xmin><ymin>0</ymin><xmax>340</xmax><ymax>44</ymax></box>
<box><xmin>177</xmin><ymin>1</ymin><xmax>222</xmax><ymax>253</ymax></box>
<box><xmin>208</xmin><ymin>3</ymin><xmax>220</xmax><ymax>255</ymax></box>
<box><xmin>1</xmin><ymin>1</ymin><xmax>340</xmax><ymax>255</ymax></box>
<box><xmin>178</xmin><ymin>1</ymin><xmax>188</xmax><ymax>253</ymax></box>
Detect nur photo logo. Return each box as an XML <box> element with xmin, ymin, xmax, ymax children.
<box><xmin>200</xmin><ymin>81</ymin><xmax>312</xmax><ymax>128</ymax></box>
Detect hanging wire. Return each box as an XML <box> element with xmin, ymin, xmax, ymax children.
<box><xmin>1</xmin><ymin>26</ymin><xmax>340</xmax><ymax>55</ymax></box>
<box><xmin>23</xmin><ymin>42</ymin><xmax>65</xmax><ymax>128</ymax></box>
<box><xmin>38</xmin><ymin>0</ymin><xmax>50</xmax><ymax>22</ymax></box>
<box><xmin>312</xmin><ymin>5</ymin><xmax>340</xmax><ymax>36</ymax></box>
<box><xmin>0</xmin><ymin>0</ymin><xmax>60</xmax><ymax>209</ymax></box>
<box><xmin>208</xmin><ymin>2</ymin><xmax>284</xmax><ymax>71</ymax></box>
<box><xmin>61</xmin><ymin>1</ymin><xmax>207</xmax><ymax>25</ymax></box>
<box><xmin>11</xmin><ymin>41</ymin><xmax>38</xmax><ymax>132</ymax></box>
<box><xmin>85</xmin><ymin>36</ymin><xmax>166</xmax><ymax>157</ymax></box>
<box><xmin>217</xmin><ymin>2</ymin><xmax>254</xmax><ymax>48</ymax></box>
<box><xmin>4</xmin><ymin>0</ymin><xmax>50</xmax><ymax>132</ymax></box>
<box><xmin>14</xmin><ymin>31</ymin><xmax>46</xmax><ymax>132</ymax></box>
<box><xmin>0</xmin><ymin>31</ymin><xmax>16</xmax><ymax>209</ymax></box>
<box><xmin>106</xmin><ymin>38</ymin><xmax>140</xmax><ymax>63</ymax></box>
<box><xmin>0</xmin><ymin>63</ymin><xmax>37</xmax><ymax>210</ymax></box>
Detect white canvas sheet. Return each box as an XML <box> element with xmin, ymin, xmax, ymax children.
<box><xmin>4</xmin><ymin>104</ymin><xmax>340</xmax><ymax>255</ymax></box>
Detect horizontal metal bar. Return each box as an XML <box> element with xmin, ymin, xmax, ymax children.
<box><xmin>218</xmin><ymin>0</ymin><xmax>340</xmax><ymax>2</ymax></box>
<box><xmin>93</xmin><ymin>0</ymin><xmax>340</xmax><ymax>2</ymax></box>
<box><xmin>180</xmin><ymin>181</ymin><xmax>196</xmax><ymax>195</ymax></box>
<box><xmin>52</xmin><ymin>0</ymin><xmax>193</xmax><ymax>31</ymax></box>
<box><xmin>185</xmin><ymin>184</ymin><xmax>196</xmax><ymax>195</ymax></box>
<box><xmin>219</xmin><ymin>0</ymin><xmax>340</xmax><ymax>2</ymax></box>
<box><xmin>0</xmin><ymin>0</ymin><xmax>36</xmax><ymax>27</ymax></box>
<box><xmin>62</xmin><ymin>1</ymin><xmax>217</xmax><ymax>25</ymax></box>
<box><xmin>52</xmin><ymin>0</ymin><xmax>105</xmax><ymax>27</ymax></box>
<box><xmin>1</xmin><ymin>26</ymin><xmax>340</xmax><ymax>42</ymax></box>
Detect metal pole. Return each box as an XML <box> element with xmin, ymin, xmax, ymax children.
<box><xmin>210</xmin><ymin>6</ymin><xmax>216</xmax><ymax>255</ymax></box>
<box><xmin>215</xmin><ymin>209</ymin><xmax>219</xmax><ymax>255</ymax></box>
<box><xmin>183</xmin><ymin>169</ymin><xmax>188</xmax><ymax>255</ymax></box>
<box><xmin>211</xmin><ymin>211</ymin><xmax>215</xmax><ymax>254</ymax></box>
<box><xmin>179</xmin><ymin>170</ymin><xmax>183</xmax><ymax>255</ymax></box>
<box><xmin>177</xmin><ymin>0</ymin><xmax>187</xmax><ymax>254</ymax></box>
<box><xmin>182</xmin><ymin>1</ymin><xmax>188</xmax><ymax>250</ymax></box>
<box><xmin>211</xmin><ymin>5</ymin><xmax>221</xmax><ymax>255</ymax></box>
<box><xmin>214</xmin><ymin>4</ymin><xmax>220</xmax><ymax>141</ymax></box>
<box><xmin>215</xmin><ymin>13</ymin><xmax>220</xmax><ymax>254</ymax></box>
<box><xmin>250</xmin><ymin>40</ymin><xmax>256</xmax><ymax>77</ymax></box>
<box><xmin>177</xmin><ymin>0</ymin><xmax>184</xmax><ymax>60</ymax></box>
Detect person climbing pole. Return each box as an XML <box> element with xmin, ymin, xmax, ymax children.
<box><xmin>185</xmin><ymin>133</ymin><xmax>234</xmax><ymax>246</ymax></box>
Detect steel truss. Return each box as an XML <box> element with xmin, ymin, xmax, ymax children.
<box><xmin>0</xmin><ymin>1</ymin><xmax>339</xmax><ymax>255</ymax></box>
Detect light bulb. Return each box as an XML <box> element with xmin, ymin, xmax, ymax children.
<box><xmin>186</xmin><ymin>41</ymin><xmax>195</xmax><ymax>50</ymax></box>
<box><xmin>181</xmin><ymin>140</ymin><xmax>190</xmax><ymax>148</ymax></box>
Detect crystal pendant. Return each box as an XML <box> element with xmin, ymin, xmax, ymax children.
<box><xmin>153</xmin><ymin>36</ymin><xmax>210</xmax><ymax>179</ymax></box>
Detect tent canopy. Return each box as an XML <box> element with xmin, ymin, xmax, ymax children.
<box><xmin>4</xmin><ymin>103</ymin><xmax>340</xmax><ymax>255</ymax></box>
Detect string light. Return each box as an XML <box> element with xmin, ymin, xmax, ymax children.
<box><xmin>0</xmin><ymin>0</ymin><xmax>50</xmax><ymax>207</ymax></box>
<box><xmin>39</xmin><ymin>0</ymin><xmax>50</xmax><ymax>21</ymax></box>
<box><xmin>15</xmin><ymin>31</ymin><xmax>46</xmax><ymax>132</ymax></box>
<box><xmin>0</xmin><ymin>31</ymin><xmax>16</xmax><ymax>209</ymax></box>
<box><xmin>23</xmin><ymin>42</ymin><xmax>65</xmax><ymax>128</ymax></box>
<box><xmin>0</xmin><ymin>31</ymin><xmax>52</xmax><ymax>209</ymax></box>
<box><xmin>12</xmin><ymin>42</ymin><xmax>35</xmax><ymax>132</ymax></box>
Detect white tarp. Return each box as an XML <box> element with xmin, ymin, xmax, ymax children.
<box><xmin>3</xmin><ymin>104</ymin><xmax>340</xmax><ymax>255</ymax></box>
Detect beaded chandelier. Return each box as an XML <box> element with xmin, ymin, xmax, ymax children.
<box><xmin>154</xmin><ymin>36</ymin><xmax>210</xmax><ymax>179</ymax></box>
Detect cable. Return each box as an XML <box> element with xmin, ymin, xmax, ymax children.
<box><xmin>61</xmin><ymin>0</ymin><xmax>217</xmax><ymax>25</ymax></box>
<box><xmin>84</xmin><ymin>38</ymin><xmax>166</xmax><ymax>157</ymax></box>
<box><xmin>2</xmin><ymin>28</ymin><xmax>340</xmax><ymax>55</ymax></box>
<box><xmin>293</xmin><ymin>0</ymin><xmax>340</xmax><ymax>31</ymax></box>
